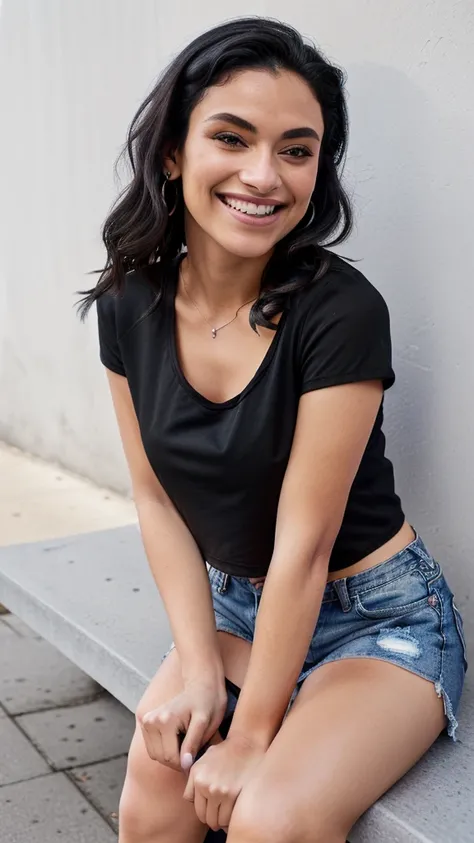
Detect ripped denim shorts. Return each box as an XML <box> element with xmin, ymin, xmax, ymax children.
<box><xmin>208</xmin><ymin>532</ymin><xmax>468</xmax><ymax>740</ymax></box>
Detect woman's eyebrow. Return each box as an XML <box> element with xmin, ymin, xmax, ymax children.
<box><xmin>205</xmin><ymin>112</ymin><xmax>320</xmax><ymax>142</ymax></box>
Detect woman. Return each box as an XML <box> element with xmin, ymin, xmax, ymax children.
<box><xmin>79</xmin><ymin>17</ymin><xmax>467</xmax><ymax>843</ymax></box>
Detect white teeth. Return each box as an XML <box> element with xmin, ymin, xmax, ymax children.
<box><xmin>223</xmin><ymin>197</ymin><xmax>277</xmax><ymax>216</ymax></box>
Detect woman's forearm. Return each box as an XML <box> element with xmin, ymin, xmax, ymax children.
<box><xmin>136</xmin><ymin>496</ymin><xmax>224</xmax><ymax>684</ymax></box>
<box><xmin>228</xmin><ymin>556</ymin><xmax>329</xmax><ymax>749</ymax></box>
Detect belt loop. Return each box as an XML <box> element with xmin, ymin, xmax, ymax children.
<box><xmin>411</xmin><ymin>534</ymin><xmax>434</xmax><ymax>567</ymax></box>
<box><xmin>218</xmin><ymin>573</ymin><xmax>230</xmax><ymax>594</ymax></box>
<box><xmin>333</xmin><ymin>578</ymin><xmax>352</xmax><ymax>613</ymax></box>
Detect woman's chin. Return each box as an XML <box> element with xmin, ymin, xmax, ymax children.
<box><xmin>207</xmin><ymin>228</ymin><xmax>281</xmax><ymax>260</ymax></box>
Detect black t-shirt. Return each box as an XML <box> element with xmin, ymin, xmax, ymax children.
<box><xmin>97</xmin><ymin>253</ymin><xmax>405</xmax><ymax>575</ymax></box>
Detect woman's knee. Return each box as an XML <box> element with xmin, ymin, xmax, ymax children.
<box><xmin>119</xmin><ymin>776</ymin><xmax>157</xmax><ymax>841</ymax></box>
<box><xmin>118</xmin><ymin>725</ymin><xmax>184</xmax><ymax>840</ymax></box>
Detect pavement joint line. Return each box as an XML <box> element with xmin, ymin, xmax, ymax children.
<box><xmin>66</xmin><ymin>752</ymin><xmax>130</xmax><ymax>775</ymax></box>
<box><xmin>54</xmin><ymin>750</ymin><xmax>131</xmax><ymax>775</ymax></box>
<box><xmin>62</xmin><ymin>766</ymin><xmax>121</xmax><ymax>834</ymax></box>
<box><xmin>64</xmin><ymin>764</ymin><xmax>122</xmax><ymax>833</ymax></box>
<box><xmin>6</xmin><ymin>715</ymin><xmax>57</xmax><ymax>770</ymax></box>
<box><xmin>0</xmin><ymin>769</ymin><xmax>59</xmax><ymax>789</ymax></box>
<box><xmin>1</xmin><ymin>767</ymin><xmax>122</xmax><ymax>831</ymax></box>
<box><xmin>7</xmin><ymin>688</ymin><xmax>107</xmax><ymax>719</ymax></box>
<box><xmin>6</xmin><ymin>703</ymin><xmax>124</xmax><ymax>773</ymax></box>
<box><xmin>1</xmin><ymin>690</ymin><xmax>126</xmax><ymax>833</ymax></box>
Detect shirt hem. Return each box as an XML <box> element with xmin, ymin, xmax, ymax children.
<box><xmin>207</xmin><ymin>514</ymin><xmax>406</xmax><ymax>578</ymax></box>
<box><xmin>100</xmin><ymin>354</ymin><xmax>126</xmax><ymax>377</ymax></box>
<box><xmin>301</xmin><ymin>371</ymin><xmax>395</xmax><ymax>394</ymax></box>
<box><xmin>327</xmin><ymin>512</ymin><xmax>406</xmax><ymax>573</ymax></box>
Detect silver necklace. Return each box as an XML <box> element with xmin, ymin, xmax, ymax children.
<box><xmin>180</xmin><ymin>265</ymin><xmax>257</xmax><ymax>339</ymax></box>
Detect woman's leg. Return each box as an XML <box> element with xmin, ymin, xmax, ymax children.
<box><xmin>119</xmin><ymin>631</ymin><xmax>251</xmax><ymax>843</ymax></box>
<box><xmin>227</xmin><ymin>658</ymin><xmax>446</xmax><ymax>843</ymax></box>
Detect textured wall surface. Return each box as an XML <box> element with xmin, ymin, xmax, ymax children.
<box><xmin>0</xmin><ymin>1</ymin><xmax>473</xmax><ymax>606</ymax></box>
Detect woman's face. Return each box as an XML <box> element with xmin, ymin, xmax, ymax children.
<box><xmin>169</xmin><ymin>68</ymin><xmax>324</xmax><ymax>259</ymax></box>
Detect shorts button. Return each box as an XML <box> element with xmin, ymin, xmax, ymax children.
<box><xmin>428</xmin><ymin>595</ymin><xmax>438</xmax><ymax>607</ymax></box>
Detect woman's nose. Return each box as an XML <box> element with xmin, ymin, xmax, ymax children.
<box><xmin>239</xmin><ymin>151</ymin><xmax>281</xmax><ymax>195</ymax></box>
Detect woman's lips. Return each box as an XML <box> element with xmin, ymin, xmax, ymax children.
<box><xmin>217</xmin><ymin>195</ymin><xmax>284</xmax><ymax>227</ymax></box>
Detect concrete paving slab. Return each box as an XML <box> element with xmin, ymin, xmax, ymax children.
<box><xmin>0</xmin><ymin>526</ymin><xmax>172</xmax><ymax>711</ymax></box>
<box><xmin>70</xmin><ymin>756</ymin><xmax>128</xmax><ymax>830</ymax></box>
<box><xmin>0</xmin><ymin>772</ymin><xmax>117</xmax><ymax>843</ymax></box>
<box><xmin>0</xmin><ymin>442</ymin><xmax>137</xmax><ymax>547</ymax></box>
<box><xmin>0</xmin><ymin>615</ymin><xmax>101</xmax><ymax>715</ymax></box>
<box><xmin>0</xmin><ymin>708</ymin><xmax>49</xmax><ymax>785</ymax></box>
<box><xmin>16</xmin><ymin>694</ymin><xmax>135</xmax><ymax>770</ymax></box>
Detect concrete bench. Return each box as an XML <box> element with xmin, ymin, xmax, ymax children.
<box><xmin>0</xmin><ymin>524</ymin><xmax>472</xmax><ymax>842</ymax></box>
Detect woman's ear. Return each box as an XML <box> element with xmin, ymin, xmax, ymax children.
<box><xmin>163</xmin><ymin>150</ymin><xmax>181</xmax><ymax>181</ymax></box>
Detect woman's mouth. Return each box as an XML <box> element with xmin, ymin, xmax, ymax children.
<box><xmin>217</xmin><ymin>194</ymin><xmax>285</xmax><ymax>226</ymax></box>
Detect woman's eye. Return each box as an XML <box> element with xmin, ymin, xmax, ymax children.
<box><xmin>283</xmin><ymin>147</ymin><xmax>312</xmax><ymax>158</ymax></box>
<box><xmin>214</xmin><ymin>132</ymin><xmax>244</xmax><ymax>147</ymax></box>
<box><xmin>213</xmin><ymin>135</ymin><xmax>312</xmax><ymax>157</ymax></box>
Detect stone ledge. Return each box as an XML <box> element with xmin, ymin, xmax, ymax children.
<box><xmin>0</xmin><ymin>526</ymin><xmax>472</xmax><ymax>843</ymax></box>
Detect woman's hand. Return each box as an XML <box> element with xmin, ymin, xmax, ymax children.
<box><xmin>183</xmin><ymin>733</ymin><xmax>266</xmax><ymax>831</ymax></box>
<box><xmin>138</xmin><ymin>676</ymin><xmax>228</xmax><ymax>773</ymax></box>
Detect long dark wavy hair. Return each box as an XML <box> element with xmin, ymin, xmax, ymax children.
<box><xmin>77</xmin><ymin>16</ymin><xmax>353</xmax><ymax>330</ymax></box>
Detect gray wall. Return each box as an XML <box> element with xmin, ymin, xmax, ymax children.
<box><xmin>0</xmin><ymin>1</ymin><xmax>473</xmax><ymax>601</ymax></box>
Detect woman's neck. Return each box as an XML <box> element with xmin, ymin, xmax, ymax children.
<box><xmin>182</xmin><ymin>229</ymin><xmax>273</xmax><ymax>314</ymax></box>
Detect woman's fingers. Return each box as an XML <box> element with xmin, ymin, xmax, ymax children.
<box><xmin>184</xmin><ymin>769</ymin><xmax>220</xmax><ymax>830</ymax></box>
<box><xmin>205</xmin><ymin>785</ymin><xmax>224</xmax><ymax>831</ymax></box>
<box><xmin>183</xmin><ymin>748</ymin><xmax>235</xmax><ymax>832</ymax></box>
<box><xmin>158</xmin><ymin>712</ymin><xmax>182</xmax><ymax>770</ymax></box>
<box><xmin>138</xmin><ymin>711</ymin><xmax>163</xmax><ymax>761</ymax></box>
<box><xmin>140</xmin><ymin>708</ymin><xmax>183</xmax><ymax>771</ymax></box>
<box><xmin>180</xmin><ymin>710</ymin><xmax>210</xmax><ymax>771</ymax></box>
<box><xmin>193</xmin><ymin>789</ymin><xmax>209</xmax><ymax>826</ymax></box>
<box><xmin>182</xmin><ymin>766</ymin><xmax>195</xmax><ymax>803</ymax></box>
<box><xmin>216</xmin><ymin>794</ymin><xmax>233</xmax><ymax>832</ymax></box>
<box><xmin>138</xmin><ymin>685</ymin><xmax>225</xmax><ymax>772</ymax></box>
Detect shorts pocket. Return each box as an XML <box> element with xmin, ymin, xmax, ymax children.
<box><xmin>354</xmin><ymin>568</ymin><xmax>431</xmax><ymax>620</ymax></box>
<box><xmin>208</xmin><ymin>565</ymin><xmax>223</xmax><ymax>590</ymax></box>
<box><xmin>208</xmin><ymin>565</ymin><xmax>229</xmax><ymax>594</ymax></box>
<box><xmin>452</xmin><ymin>598</ymin><xmax>469</xmax><ymax>672</ymax></box>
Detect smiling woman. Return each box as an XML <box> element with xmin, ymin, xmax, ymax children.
<box><xmin>77</xmin><ymin>18</ymin><xmax>351</xmax><ymax>329</ymax></box>
<box><xmin>77</xmin><ymin>15</ymin><xmax>466</xmax><ymax>843</ymax></box>
<box><xmin>166</xmin><ymin>67</ymin><xmax>326</xmax><ymax>268</ymax></box>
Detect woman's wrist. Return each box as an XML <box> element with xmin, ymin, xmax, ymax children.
<box><xmin>181</xmin><ymin>650</ymin><xmax>225</xmax><ymax>688</ymax></box>
<box><xmin>227</xmin><ymin>720</ymin><xmax>274</xmax><ymax>753</ymax></box>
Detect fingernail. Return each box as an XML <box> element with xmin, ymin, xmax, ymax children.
<box><xmin>181</xmin><ymin>752</ymin><xmax>193</xmax><ymax>771</ymax></box>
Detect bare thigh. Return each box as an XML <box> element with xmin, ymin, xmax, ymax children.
<box><xmin>228</xmin><ymin>658</ymin><xmax>446</xmax><ymax>843</ymax></box>
<box><xmin>119</xmin><ymin>632</ymin><xmax>251</xmax><ymax>843</ymax></box>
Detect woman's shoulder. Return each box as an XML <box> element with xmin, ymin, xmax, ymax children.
<box><xmin>287</xmin><ymin>253</ymin><xmax>395</xmax><ymax>392</ymax></box>
<box><xmin>96</xmin><ymin>261</ymin><xmax>168</xmax><ymax>340</ymax></box>
<box><xmin>285</xmin><ymin>251</ymin><xmax>393</xmax><ymax>364</ymax></box>
<box><xmin>290</xmin><ymin>252</ymin><xmax>390</xmax><ymax>321</ymax></box>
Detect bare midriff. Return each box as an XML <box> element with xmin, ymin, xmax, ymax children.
<box><xmin>248</xmin><ymin>520</ymin><xmax>416</xmax><ymax>590</ymax></box>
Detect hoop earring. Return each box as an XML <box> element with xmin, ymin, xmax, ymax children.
<box><xmin>161</xmin><ymin>170</ymin><xmax>178</xmax><ymax>216</ymax></box>
<box><xmin>302</xmin><ymin>201</ymin><xmax>316</xmax><ymax>230</ymax></box>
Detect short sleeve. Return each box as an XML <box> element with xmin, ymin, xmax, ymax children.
<box><xmin>299</xmin><ymin>271</ymin><xmax>395</xmax><ymax>394</ymax></box>
<box><xmin>96</xmin><ymin>292</ymin><xmax>126</xmax><ymax>376</ymax></box>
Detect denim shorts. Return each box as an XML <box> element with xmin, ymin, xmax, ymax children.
<box><xmin>208</xmin><ymin>532</ymin><xmax>467</xmax><ymax>740</ymax></box>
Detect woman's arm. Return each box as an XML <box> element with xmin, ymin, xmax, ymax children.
<box><xmin>227</xmin><ymin>379</ymin><xmax>384</xmax><ymax>749</ymax></box>
<box><xmin>106</xmin><ymin>368</ymin><xmax>222</xmax><ymax>682</ymax></box>
<box><xmin>105</xmin><ymin>370</ymin><xmax>227</xmax><ymax>768</ymax></box>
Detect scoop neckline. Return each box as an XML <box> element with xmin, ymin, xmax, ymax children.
<box><xmin>166</xmin><ymin>254</ymin><xmax>289</xmax><ymax>411</ymax></box>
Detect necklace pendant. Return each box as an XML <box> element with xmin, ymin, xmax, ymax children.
<box><xmin>211</xmin><ymin>328</ymin><xmax>217</xmax><ymax>339</ymax></box>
